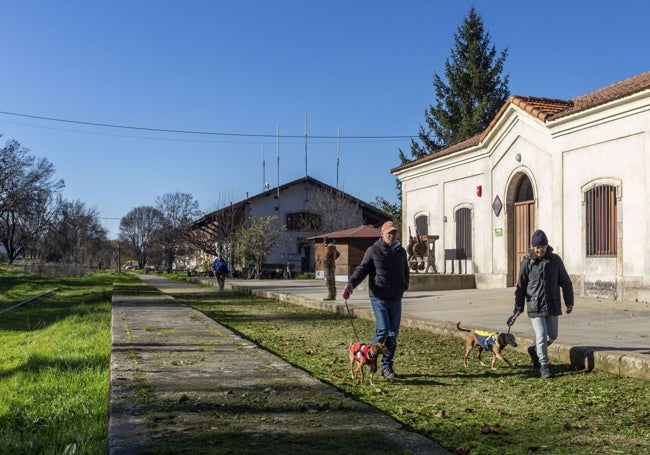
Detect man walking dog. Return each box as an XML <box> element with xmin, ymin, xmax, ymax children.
<box><xmin>509</xmin><ymin>229</ymin><xmax>574</xmax><ymax>378</ymax></box>
<box><xmin>343</xmin><ymin>221</ymin><xmax>409</xmax><ymax>381</ymax></box>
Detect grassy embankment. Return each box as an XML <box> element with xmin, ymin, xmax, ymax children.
<box><xmin>174</xmin><ymin>289</ymin><xmax>650</xmax><ymax>455</ymax></box>
<box><xmin>0</xmin><ymin>269</ymin><xmax>137</xmax><ymax>454</ymax></box>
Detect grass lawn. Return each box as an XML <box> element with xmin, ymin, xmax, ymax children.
<box><xmin>174</xmin><ymin>289</ymin><xmax>650</xmax><ymax>455</ymax></box>
<box><xmin>0</xmin><ymin>269</ymin><xmax>137</xmax><ymax>454</ymax></box>
<box><xmin>1</xmin><ymin>272</ymin><xmax>648</xmax><ymax>454</ymax></box>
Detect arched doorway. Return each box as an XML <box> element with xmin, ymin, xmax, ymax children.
<box><xmin>507</xmin><ymin>174</ymin><xmax>536</xmax><ymax>285</ymax></box>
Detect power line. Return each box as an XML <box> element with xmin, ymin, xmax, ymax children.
<box><xmin>0</xmin><ymin>110</ymin><xmax>415</xmax><ymax>140</ymax></box>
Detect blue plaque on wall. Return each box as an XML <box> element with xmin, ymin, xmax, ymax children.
<box><xmin>492</xmin><ymin>195</ymin><xmax>503</xmax><ymax>217</ymax></box>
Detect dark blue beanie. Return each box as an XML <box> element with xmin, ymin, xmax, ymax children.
<box><xmin>531</xmin><ymin>229</ymin><xmax>548</xmax><ymax>247</ymax></box>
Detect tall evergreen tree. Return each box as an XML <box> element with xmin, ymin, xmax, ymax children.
<box><xmin>400</xmin><ymin>6</ymin><xmax>510</xmax><ymax>164</ymax></box>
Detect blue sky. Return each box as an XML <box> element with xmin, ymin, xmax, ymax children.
<box><xmin>1</xmin><ymin>1</ymin><xmax>648</xmax><ymax>239</ymax></box>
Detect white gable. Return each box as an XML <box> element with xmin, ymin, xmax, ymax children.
<box><xmin>394</xmin><ymin>80</ymin><xmax>650</xmax><ymax>301</ymax></box>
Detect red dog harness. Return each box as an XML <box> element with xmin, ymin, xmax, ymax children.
<box><xmin>349</xmin><ymin>342</ymin><xmax>378</xmax><ymax>365</ymax></box>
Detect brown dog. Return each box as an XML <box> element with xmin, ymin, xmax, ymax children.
<box><xmin>348</xmin><ymin>341</ymin><xmax>390</xmax><ymax>385</ymax></box>
<box><xmin>456</xmin><ymin>322</ymin><xmax>517</xmax><ymax>370</ymax></box>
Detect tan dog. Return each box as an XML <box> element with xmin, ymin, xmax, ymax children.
<box><xmin>348</xmin><ymin>342</ymin><xmax>390</xmax><ymax>385</ymax></box>
<box><xmin>456</xmin><ymin>322</ymin><xmax>517</xmax><ymax>370</ymax></box>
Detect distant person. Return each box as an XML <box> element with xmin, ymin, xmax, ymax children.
<box><xmin>286</xmin><ymin>262</ymin><xmax>294</xmax><ymax>279</ymax></box>
<box><xmin>212</xmin><ymin>256</ymin><xmax>229</xmax><ymax>291</ymax></box>
<box><xmin>342</xmin><ymin>221</ymin><xmax>409</xmax><ymax>381</ymax></box>
<box><xmin>323</xmin><ymin>242</ymin><xmax>340</xmax><ymax>301</ymax></box>
<box><xmin>509</xmin><ymin>229</ymin><xmax>574</xmax><ymax>379</ymax></box>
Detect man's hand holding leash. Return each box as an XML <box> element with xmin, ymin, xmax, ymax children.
<box><xmin>342</xmin><ymin>283</ymin><xmax>353</xmax><ymax>300</ymax></box>
<box><xmin>506</xmin><ymin>310</ymin><xmax>521</xmax><ymax>334</ymax></box>
<box><xmin>506</xmin><ymin>310</ymin><xmax>520</xmax><ymax>327</ymax></box>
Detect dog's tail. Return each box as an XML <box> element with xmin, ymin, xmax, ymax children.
<box><xmin>456</xmin><ymin>321</ymin><xmax>471</xmax><ymax>333</ymax></box>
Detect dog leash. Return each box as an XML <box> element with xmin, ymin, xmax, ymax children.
<box><xmin>506</xmin><ymin>311</ymin><xmax>520</xmax><ymax>334</ymax></box>
<box><xmin>343</xmin><ymin>297</ymin><xmax>360</xmax><ymax>342</ymax></box>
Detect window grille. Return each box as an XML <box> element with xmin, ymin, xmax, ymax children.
<box><xmin>415</xmin><ymin>215</ymin><xmax>428</xmax><ymax>236</ymax></box>
<box><xmin>455</xmin><ymin>207</ymin><xmax>472</xmax><ymax>259</ymax></box>
<box><xmin>286</xmin><ymin>212</ymin><xmax>322</xmax><ymax>231</ymax></box>
<box><xmin>585</xmin><ymin>185</ymin><xmax>617</xmax><ymax>256</ymax></box>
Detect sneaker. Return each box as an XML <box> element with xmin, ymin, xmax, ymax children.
<box><xmin>540</xmin><ymin>364</ymin><xmax>552</xmax><ymax>379</ymax></box>
<box><xmin>382</xmin><ymin>367</ymin><xmax>399</xmax><ymax>381</ymax></box>
<box><xmin>528</xmin><ymin>346</ymin><xmax>541</xmax><ymax>369</ymax></box>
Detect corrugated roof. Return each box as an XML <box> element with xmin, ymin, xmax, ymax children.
<box><xmin>306</xmin><ymin>224</ymin><xmax>380</xmax><ymax>241</ymax></box>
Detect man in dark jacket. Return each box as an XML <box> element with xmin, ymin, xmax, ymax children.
<box><xmin>510</xmin><ymin>229</ymin><xmax>574</xmax><ymax>378</ymax></box>
<box><xmin>342</xmin><ymin>221</ymin><xmax>409</xmax><ymax>380</ymax></box>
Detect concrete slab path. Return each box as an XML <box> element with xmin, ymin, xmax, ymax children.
<box><xmin>108</xmin><ymin>274</ymin><xmax>449</xmax><ymax>455</ymax></box>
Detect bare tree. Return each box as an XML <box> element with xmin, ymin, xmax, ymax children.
<box><xmin>296</xmin><ymin>185</ymin><xmax>362</xmax><ymax>234</ymax></box>
<box><xmin>42</xmin><ymin>198</ymin><xmax>108</xmax><ymax>265</ymax></box>
<box><xmin>235</xmin><ymin>216</ymin><xmax>285</xmax><ymax>278</ymax></box>
<box><xmin>118</xmin><ymin>206</ymin><xmax>164</xmax><ymax>269</ymax></box>
<box><xmin>190</xmin><ymin>195</ymin><xmax>243</xmax><ymax>265</ymax></box>
<box><xmin>0</xmin><ymin>138</ymin><xmax>64</xmax><ymax>264</ymax></box>
<box><xmin>155</xmin><ymin>192</ymin><xmax>203</xmax><ymax>272</ymax></box>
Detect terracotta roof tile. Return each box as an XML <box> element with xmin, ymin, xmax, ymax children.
<box><xmin>391</xmin><ymin>134</ymin><xmax>482</xmax><ymax>173</ymax></box>
<box><xmin>550</xmin><ymin>70</ymin><xmax>650</xmax><ymax>119</ymax></box>
<box><xmin>392</xmin><ymin>70</ymin><xmax>650</xmax><ymax>173</ymax></box>
<box><xmin>510</xmin><ymin>96</ymin><xmax>573</xmax><ymax>121</ymax></box>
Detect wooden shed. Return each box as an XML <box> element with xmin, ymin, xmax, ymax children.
<box><xmin>307</xmin><ymin>225</ymin><xmax>381</xmax><ymax>281</ymax></box>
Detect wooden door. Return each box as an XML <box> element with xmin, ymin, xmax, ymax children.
<box><xmin>513</xmin><ymin>201</ymin><xmax>535</xmax><ymax>283</ymax></box>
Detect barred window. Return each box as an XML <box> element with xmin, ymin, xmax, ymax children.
<box><xmin>286</xmin><ymin>212</ymin><xmax>322</xmax><ymax>231</ymax></box>
<box><xmin>455</xmin><ymin>207</ymin><xmax>472</xmax><ymax>259</ymax></box>
<box><xmin>415</xmin><ymin>214</ymin><xmax>428</xmax><ymax>236</ymax></box>
<box><xmin>585</xmin><ymin>185</ymin><xmax>617</xmax><ymax>256</ymax></box>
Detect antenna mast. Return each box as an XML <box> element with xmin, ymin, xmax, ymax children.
<box><xmin>336</xmin><ymin>126</ymin><xmax>340</xmax><ymax>189</ymax></box>
<box><xmin>276</xmin><ymin>124</ymin><xmax>280</xmax><ymax>211</ymax></box>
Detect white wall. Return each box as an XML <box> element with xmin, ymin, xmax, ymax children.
<box><xmin>395</xmin><ymin>91</ymin><xmax>650</xmax><ymax>300</ymax></box>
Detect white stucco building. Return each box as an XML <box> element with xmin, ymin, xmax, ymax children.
<box><xmin>192</xmin><ymin>176</ymin><xmax>391</xmax><ymax>275</ymax></box>
<box><xmin>393</xmin><ymin>70</ymin><xmax>650</xmax><ymax>301</ymax></box>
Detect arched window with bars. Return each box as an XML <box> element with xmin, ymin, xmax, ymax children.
<box><xmin>455</xmin><ymin>207</ymin><xmax>472</xmax><ymax>259</ymax></box>
<box><xmin>585</xmin><ymin>185</ymin><xmax>617</xmax><ymax>256</ymax></box>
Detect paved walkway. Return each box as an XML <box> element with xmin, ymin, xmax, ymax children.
<box><xmin>108</xmin><ymin>274</ymin><xmax>449</xmax><ymax>455</ymax></box>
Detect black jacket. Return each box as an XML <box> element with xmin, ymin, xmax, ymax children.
<box><xmin>348</xmin><ymin>238</ymin><xmax>409</xmax><ymax>300</ymax></box>
<box><xmin>514</xmin><ymin>246</ymin><xmax>574</xmax><ymax>317</ymax></box>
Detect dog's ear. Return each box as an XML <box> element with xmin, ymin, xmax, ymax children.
<box><xmin>500</xmin><ymin>333</ymin><xmax>517</xmax><ymax>347</ymax></box>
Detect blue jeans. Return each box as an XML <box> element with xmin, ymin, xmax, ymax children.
<box><xmin>530</xmin><ymin>315</ymin><xmax>558</xmax><ymax>367</ymax></box>
<box><xmin>369</xmin><ymin>296</ymin><xmax>402</xmax><ymax>369</ymax></box>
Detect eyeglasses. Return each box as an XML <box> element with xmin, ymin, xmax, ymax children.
<box><xmin>533</xmin><ymin>245</ymin><xmax>548</xmax><ymax>250</ymax></box>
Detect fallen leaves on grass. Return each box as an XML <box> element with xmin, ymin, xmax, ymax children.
<box><xmin>480</xmin><ymin>423</ymin><xmax>501</xmax><ymax>434</ymax></box>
